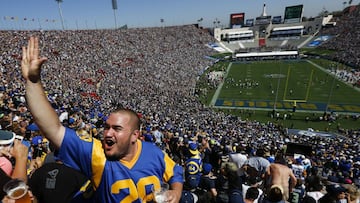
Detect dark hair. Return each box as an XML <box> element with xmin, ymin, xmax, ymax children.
<box><xmin>256</xmin><ymin>148</ymin><xmax>265</xmax><ymax>157</ymax></box>
<box><xmin>111</xmin><ymin>108</ymin><xmax>141</xmax><ymax>131</ymax></box>
<box><xmin>197</xmin><ymin>136</ymin><xmax>203</xmax><ymax>143</ymax></box>
<box><xmin>305</xmin><ymin>175</ymin><xmax>323</xmax><ymax>192</ymax></box>
<box><xmin>274</xmin><ymin>153</ymin><xmax>287</xmax><ymax>165</ymax></box>
<box><xmin>267</xmin><ymin>186</ymin><xmax>283</xmax><ymax>202</ymax></box>
<box><xmin>246</xmin><ymin>187</ymin><xmax>259</xmax><ymax>200</ymax></box>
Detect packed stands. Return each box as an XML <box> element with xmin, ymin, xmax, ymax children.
<box><xmin>0</xmin><ymin>16</ymin><xmax>360</xmax><ymax>202</ymax></box>
<box><xmin>319</xmin><ymin>5</ymin><xmax>360</xmax><ymax>68</ymax></box>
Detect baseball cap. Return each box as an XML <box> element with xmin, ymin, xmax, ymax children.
<box><xmin>31</xmin><ymin>136</ymin><xmax>43</xmax><ymax>146</ymax></box>
<box><xmin>0</xmin><ymin>130</ymin><xmax>15</xmax><ymax>146</ymax></box>
<box><xmin>202</xmin><ymin>163</ymin><xmax>212</xmax><ymax>175</ymax></box>
<box><xmin>180</xmin><ymin>190</ymin><xmax>198</xmax><ymax>203</ymax></box>
<box><xmin>189</xmin><ymin>143</ymin><xmax>199</xmax><ymax>155</ymax></box>
<box><xmin>326</xmin><ymin>184</ymin><xmax>347</xmax><ymax>194</ymax></box>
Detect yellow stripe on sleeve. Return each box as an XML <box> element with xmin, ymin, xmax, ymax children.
<box><xmin>91</xmin><ymin>139</ymin><xmax>106</xmax><ymax>188</ymax></box>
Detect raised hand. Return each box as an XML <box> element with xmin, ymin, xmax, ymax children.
<box><xmin>21</xmin><ymin>36</ymin><xmax>47</xmax><ymax>83</ymax></box>
<box><xmin>10</xmin><ymin>140</ymin><xmax>29</xmax><ymax>162</ymax></box>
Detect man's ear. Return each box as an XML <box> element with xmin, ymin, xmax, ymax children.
<box><xmin>132</xmin><ymin>129</ymin><xmax>140</xmax><ymax>143</ymax></box>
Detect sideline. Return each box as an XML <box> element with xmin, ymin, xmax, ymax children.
<box><xmin>212</xmin><ymin>99</ymin><xmax>360</xmax><ymax>114</ymax></box>
<box><xmin>210</xmin><ymin>62</ymin><xmax>232</xmax><ymax>106</ymax></box>
<box><xmin>306</xmin><ymin>59</ymin><xmax>360</xmax><ymax>93</ymax></box>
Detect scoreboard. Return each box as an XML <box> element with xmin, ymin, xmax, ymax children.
<box><xmin>245</xmin><ymin>19</ymin><xmax>254</xmax><ymax>27</ymax></box>
<box><xmin>230</xmin><ymin>13</ymin><xmax>245</xmax><ymax>28</ymax></box>
<box><xmin>284</xmin><ymin>4</ymin><xmax>303</xmax><ymax>24</ymax></box>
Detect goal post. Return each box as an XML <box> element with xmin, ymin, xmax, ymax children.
<box><xmin>283</xmin><ymin>66</ymin><xmax>313</xmax><ymax>103</ymax></box>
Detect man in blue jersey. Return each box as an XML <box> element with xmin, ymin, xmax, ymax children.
<box><xmin>21</xmin><ymin>36</ymin><xmax>183</xmax><ymax>203</ymax></box>
<box><xmin>184</xmin><ymin>142</ymin><xmax>202</xmax><ymax>189</ymax></box>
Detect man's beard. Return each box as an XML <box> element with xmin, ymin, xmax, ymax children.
<box><xmin>104</xmin><ymin>149</ymin><xmax>125</xmax><ymax>161</ymax></box>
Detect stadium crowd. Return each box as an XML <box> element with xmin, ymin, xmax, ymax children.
<box><xmin>319</xmin><ymin>5</ymin><xmax>360</xmax><ymax>69</ymax></box>
<box><xmin>0</xmin><ymin>21</ymin><xmax>359</xmax><ymax>203</ymax></box>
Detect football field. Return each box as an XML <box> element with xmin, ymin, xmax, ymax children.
<box><xmin>211</xmin><ymin>60</ymin><xmax>360</xmax><ymax>113</ymax></box>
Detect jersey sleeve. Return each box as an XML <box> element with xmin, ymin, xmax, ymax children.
<box><xmin>56</xmin><ymin>127</ymin><xmax>94</xmax><ymax>178</ymax></box>
<box><xmin>163</xmin><ymin>153</ymin><xmax>184</xmax><ymax>185</ymax></box>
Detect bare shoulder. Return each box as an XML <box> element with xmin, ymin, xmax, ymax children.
<box><xmin>272</xmin><ymin>163</ymin><xmax>291</xmax><ymax>170</ymax></box>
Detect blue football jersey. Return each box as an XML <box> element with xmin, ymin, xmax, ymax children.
<box><xmin>57</xmin><ymin>127</ymin><xmax>183</xmax><ymax>202</ymax></box>
<box><xmin>185</xmin><ymin>155</ymin><xmax>202</xmax><ymax>176</ymax></box>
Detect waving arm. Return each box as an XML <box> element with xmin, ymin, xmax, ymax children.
<box><xmin>21</xmin><ymin>36</ymin><xmax>65</xmax><ymax>149</ymax></box>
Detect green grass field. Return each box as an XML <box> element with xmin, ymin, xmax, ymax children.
<box><xmin>218</xmin><ymin>60</ymin><xmax>360</xmax><ymax>105</ymax></box>
<box><xmin>197</xmin><ymin>58</ymin><xmax>360</xmax><ymax>132</ymax></box>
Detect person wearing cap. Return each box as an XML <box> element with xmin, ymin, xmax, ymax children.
<box><xmin>21</xmin><ymin>36</ymin><xmax>183</xmax><ymax>203</ymax></box>
<box><xmin>215</xmin><ymin>161</ymin><xmax>243</xmax><ymax>203</ymax></box>
<box><xmin>142</xmin><ymin>129</ymin><xmax>155</xmax><ymax>143</ymax></box>
<box><xmin>302</xmin><ymin>175</ymin><xmax>325</xmax><ymax>203</ymax></box>
<box><xmin>28</xmin><ymin>152</ymin><xmax>94</xmax><ymax>203</ymax></box>
<box><xmin>291</xmin><ymin>157</ymin><xmax>307</xmax><ymax>180</ymax></box>
<box><xmin>0</xmin><ymin>130</ymin><xmax>30</xmax><ymax>200</ymax></box>
<box><xmin>319</xmin><ymin>184</ymin><xmax>347</xmax><ymax>203</ymax></box>
<box><xmin>0</xmin><ymin>130</ymin><xmax>29</xmax><ymax>181</ymax></box>
<box><xmin>180</xmin><ymin>189</ymin><xmax>198</xmax><ymax>203</ymax></box>
<box><xmin>198</xmin><ymin>163</ymin><xmax>217</xmax><ymax>202</ymax></box>
<box><xmin>185</xmin><ymin>142</ymin><xmax>202</xmax><ymax>189</ymax></box>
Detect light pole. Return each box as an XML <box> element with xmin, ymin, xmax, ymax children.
<box><xmin>55</xmin><ymin>0</ymin><xmax>65</xmax><ymax>30</ymax></box>
<box><xmin>112</xmin><ymin>0</ymin><xmax>118</xmax><ymax>29</ymax></box>
<box><xmin>213</xmin><ymin>18</ymin><xmax>220</xmax><ymax>28</ymax></box>
<box><xmin>197</xmin><ymin>18</ymin><xmax>203</xmax><ymax>27</ymax></box>
<box><xmin>160</xmin><ymin>18</ymin><xmax>164</xmax><ymax>27</ymax></box>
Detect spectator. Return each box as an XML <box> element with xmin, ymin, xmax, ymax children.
<box><xmin>0</xmin><ymin>130</ymin><xmax>30</xmax><ymax>201</ymax></box>
<box><xmin>153</xmin><ymin>125</ymin><xmax>164</xmax><ymax>148</ymax></box>
<box><xmin>265</xmin><ymin>157</ymin><xmax>297</xmax><ymax>201</ymax></box>
<box><xmin>0</xmin><ymin>168</ymin><xmax>12</xmax><ymax>200</ymax></box>
<box><xmin>226</xmin><ymin>161</ymin><xmax>243</xmax><ymax>203</ymax></box>
<box><xmin>28</xmin><ymin>152</ymin><xmax>94</xmax><ymax>203</ymax></box>
<box><xmin>180</xmin><ymin>189</ymin><xmax>198</xmax><ymax>203</ymax></box>
<box><xmin>142</xmin><ymin>129</ymin><xmax>154</xmax><ymax>143</ymax></box>
<box><xmin>0</xmin><ymin>20</ymin><xmax>358</xmax><ymax>203</ymax></box>
<box><xmin>320</xmin><ymin>5</ymin><xmax>360</xmax><ymax>68</ymax></box>
<box><xmin>291</xmin><ymin>157</ymin><xmax>307</xmax><ymax>180</ymax></box>
<box><xmin>242</xmin><ymin>178</ymin><xmax>264</xmax><ymax>203</ymax></box>
<box><xmin>264</xmin><ymin>185</ymin><xmax>286</xmax><ymax>203</ymax></box>
<box><xmin>243</xmin><ymin>148</ymin><xmax>270</xmax><ymax>187</ymax></box>
<box><xmin>215</xmin><ymin>161</ymin><xmax>240</xmax><ymax>203</ymax></box>
<box><xmin>342</xmin><ymin>184</ymin><xmax>360</xmax><ymax>203</ymax></box>
<box><xmin>288</xmin><ymin>178</ymin><xmax>306</xmax><ymax>203</ymax></box>
<box><xmin>229</xmin><ymin>145</ymin><xmax>248</xmax><ymax>179</ymax></box>
<box><xmin>302</xmin><ymin>175</ymin><xmax>325</xmax><ymax>203</ymax></box>
<box><xmin>319</xmin><ymin>184</ymin><xmax>347</xmax><ymax>203</ymax></box>
<box><xmin>0</xmin><ymin>130</ymin><xmax>29</xmax><ymax>181</ymax></box>
<box><xmin>21</xmin><ymin>36</ymin><xmax>183</xmax><ymax>202</ymax></box>
<box><xmin>244</xmin><ymin>186</ymin><xmax>261</xmax><ymax>203</ymax></box>
<box><xmin>184</xmin><ymin>142</ymin><xmax>202</xmax><ymax>189</ymax></box>
<box><xmin>198</xmin><ymin>163</ymin><xmax>217</xmax><ymax>202</ymax></box>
